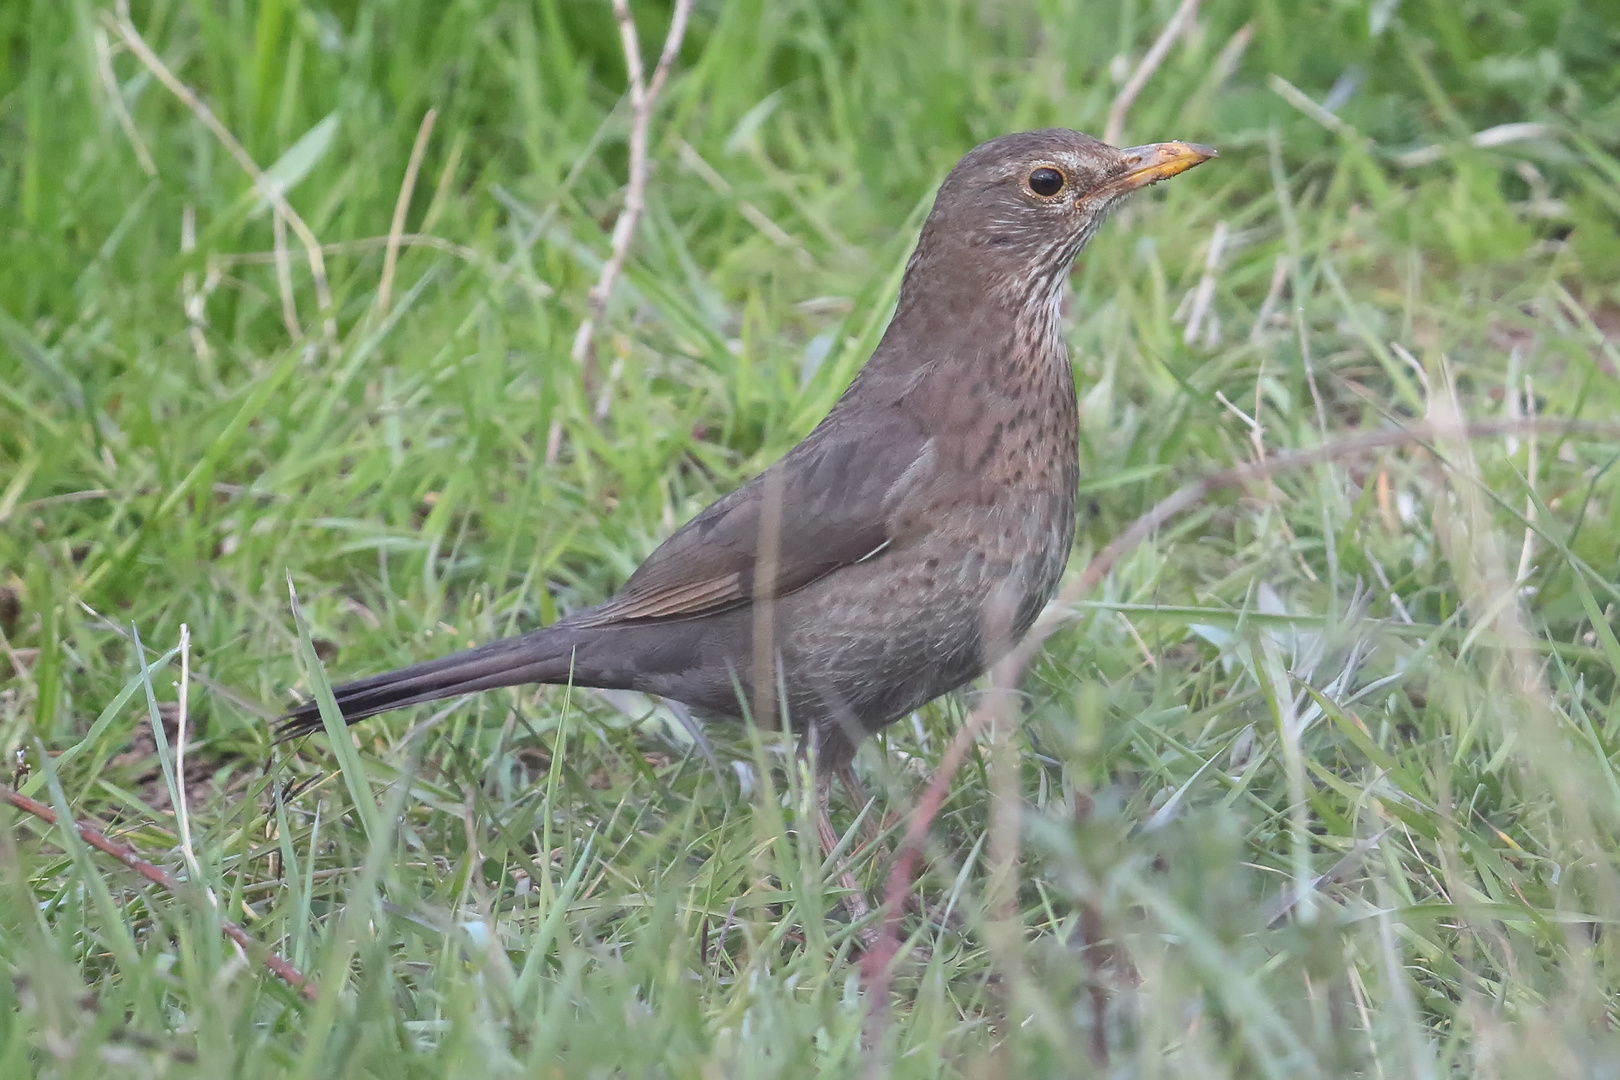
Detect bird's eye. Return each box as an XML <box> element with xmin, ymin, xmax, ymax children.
<box><xmin>1027</xmin><ymin>167</ymin><xmax>1066</xmax><ymax>197</ymax></box>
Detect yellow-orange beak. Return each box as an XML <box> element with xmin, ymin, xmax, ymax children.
<box><xmin>1105</xmin><ymin>141</ymin><xmax>1218</xmax><ymax>196</ymax></box>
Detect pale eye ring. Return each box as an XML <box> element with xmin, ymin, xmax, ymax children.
<box><xmin>1027</xmin><ymin>166</ymin><xmax>1066</xmax><ymax>197</ymax></box>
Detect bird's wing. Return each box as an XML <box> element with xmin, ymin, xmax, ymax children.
<box><xmin>568</xmin><ymin>419</ymin><xmax>933</xmax><ymax>627</ymax></box>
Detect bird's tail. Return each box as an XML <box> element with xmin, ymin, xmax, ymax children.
<box><xmin>277</xmin><ymin>626</ymin><xmax>586</xmax><ymax>739</ymax></box>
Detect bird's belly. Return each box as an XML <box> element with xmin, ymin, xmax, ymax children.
<box><xmin>619</xmin><ymin>494</ymin><xmax>1074</xmax><ymax>758</ymax></box>
<box><xmin>773</xmin><ymin>497</ymin><xmax>1072</xmax><ymax>731</ymax></box>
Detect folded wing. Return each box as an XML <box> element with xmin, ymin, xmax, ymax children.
<box><xmin>569</xmin><ymin>416</ymin><xmax>932</xmax><ymax>627</ymax></box>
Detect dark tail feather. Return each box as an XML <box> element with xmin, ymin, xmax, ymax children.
<box><xmin>278</xmin><ymin>626</ymin><xmax>584</xmax><ymax>740</ymax></box>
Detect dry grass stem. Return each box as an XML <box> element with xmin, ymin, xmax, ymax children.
<box><xmin>91</xmin><ymin>27</ymin><xmax>157</xmax><ymax>177</ymax></box>
<box><xmin>1104</xmin><ymin>0</ymin><xmax>1201</xmax><ymax>146</ymax></box>
<box><xmin>271</xmin><ymin>207</ymin><xmax>300</xmax><ymax>341</ymax></box>
<box><xmin>108</xmin><ymin>0</ymin><xmax>338</xmax><ymax>353</ymax></box>
<box><xmin>1182</xmin><ymin>219</ymin><xmax>1228</xmax><ymax>345</ymax></box>
<box><xmin>215</xmin><ymin>234</ymin><xmax>481</xmax><ymax>269</ymax></box>
<box><xmin>180</xmin><ymin>204</ymin><xmax>214</xmax><ymax>367</ymax></box>
<box><xmin>378</xmin><ymin>108</ymin><xmax>439</xmax><ymax>318</ymax></box>
<box><xmin>172</xmin><ymin>625</ymin><xmax>211</xmax><ymax>908</ymax></box>
<box><xmin>1251</xmin><ymin>252</ymin><xmax>1291</xmax><ymax>341</ymax></box>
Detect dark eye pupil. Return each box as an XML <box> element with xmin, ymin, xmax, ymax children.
<box><xmin>1029</xmin><ymin>168</ymin><xmax>1065</xmax><ymax>196</ymax></box>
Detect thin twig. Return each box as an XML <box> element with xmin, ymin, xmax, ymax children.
<box><xmin>378</xmin><ymin>108</ymin><xmax>438</xmax><ymax>318</ymax></box>
<box><xmin>1104</xmin><ymin>0</ymin><xmax>1201</xmax><ymax>147</ymax></box>
<box><xmin>107</xmin><ymin>1</ymin><xmax>338</xmax><ymax>354</ymax></box>
<box><xmin>860</xmin><ymin>414</ymin><xmax>1620</xmax><ymax>1006</ymax></box>
<box><xmin>1</xmin><ymin>786</ymin><xmax>318</xmax><ymax>1000</ymax></box>
<box><xmin>577</xmin><ymin>0</ymin><xmax>694</xmax><ymax>367</ymax></box>
<box><xmin>547</xmin><ymin>0</ymin><xmax>695</xmax><ymax>461</ymax></box>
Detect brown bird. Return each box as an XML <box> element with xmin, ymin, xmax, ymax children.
<box><xmin>282</xmin><ymin>129</ymin><xmax>1212</xmax><ymax>887</ymax></box>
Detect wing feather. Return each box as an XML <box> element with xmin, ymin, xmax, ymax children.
<box><xmin>567</xmin><ymin>415</ymin><xmax>932</xmax><ymax>628</ymax></box>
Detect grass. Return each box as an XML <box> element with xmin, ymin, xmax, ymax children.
<box><xmin>4</xmin><ymin>0</ymin><xmax>1620</xmax><ymax>1074</ymax></box>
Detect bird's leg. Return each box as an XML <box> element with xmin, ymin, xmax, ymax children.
<box><xmin>813</xmin><ymin>769</ymin><xmax>880</xmax><ymax>949</ymax></box>
<box><xmin>835</xmin><ymin>762</ymin><xmax>885</xmax><ymax>852</ymax></box>
<box><xmin>803</xmin><ymin>729</ymin><xmax>879</xmax><ymax>948</ymax></box>
<box><xmin>838</xmin><ymin>761</ymin><xmax>942</xmax><ymax>939</ymax></box>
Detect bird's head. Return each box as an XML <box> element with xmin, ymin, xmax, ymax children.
<box><xmin>902</xmin><ymin>129</ymin><xmax>1215</xmax><ymax>311</ymax></box>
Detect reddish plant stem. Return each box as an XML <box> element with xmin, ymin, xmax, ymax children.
<box><xmin>2</xmin><ymin>787</ymin><xmax>318</xmax><ymax>1001</ymax></box>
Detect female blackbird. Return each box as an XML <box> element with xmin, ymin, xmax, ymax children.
<box><xmin>282</xmin><ymin>130</ymin><xmax>1214</xmax><ymax>771</ymax></box>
